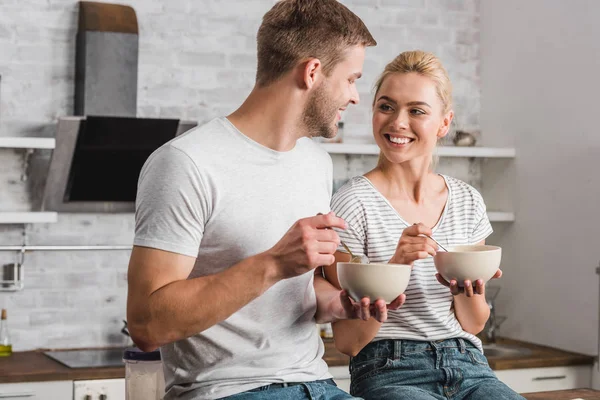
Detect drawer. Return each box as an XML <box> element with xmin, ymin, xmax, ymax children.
<box><xmin>494</xmin><ymin>365</ymin><xmax>592</xmax><ymax>393</ymax></box>
<box><xmin>0</xmin><ymin>381</ymin><xmax>72</xmax><ymax>400</ymax></box>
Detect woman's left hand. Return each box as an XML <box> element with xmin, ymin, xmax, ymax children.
<box><xmin>435</xmin><ymin>269</ymin><xmax>502</xmax><ymax>297</ymax></box>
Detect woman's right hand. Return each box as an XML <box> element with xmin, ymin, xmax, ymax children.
<box><xmin>390</xmin><ymin>223</ymin><xmax>439</xmax><ymax>265</ymax></box>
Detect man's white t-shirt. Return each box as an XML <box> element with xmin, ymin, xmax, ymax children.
<box><xmin>134</xmin><ymin>117</ymin><xmax>333</xmax><ymax>399</ymax></box>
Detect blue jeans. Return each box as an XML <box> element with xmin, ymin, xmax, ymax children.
<box><xmin>223</xmin><ymin>378</ymin><xmax>361</xmax><ymax>400</ymax></box>
<box><xmin>350</xmin><ymin>338</ymin><xmax>525</xmax><ymax>400</ymax></box>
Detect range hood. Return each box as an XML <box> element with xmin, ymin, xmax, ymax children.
<box><xmin>35</xmin><ymin>1</ymin><xmax>197</xmax><ymax>213</ymax></box>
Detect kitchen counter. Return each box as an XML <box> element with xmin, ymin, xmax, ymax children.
<box><xmin>484</xmin><ymin>337</ymin><xmax>594</xmax><ymax>371</ymax></box>
<box><xmin>1</xmin><ymin>337</ymin><xmax>593</xmax><ymax>384</ymax></box>
<box><xmin>522</xmin><ymin>388</ymin><xmax>600</xmax><ymax>399</ymax></box>
<box><xmin>0</xmin><ymin>350</ymin><xmax>124</xmax><ymax>384</ymax></box>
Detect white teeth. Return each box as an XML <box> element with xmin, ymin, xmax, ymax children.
<box><xmin>388</xmin><ymin>136</ymin><xmax>412</xmax><ymax>144</ymax></box>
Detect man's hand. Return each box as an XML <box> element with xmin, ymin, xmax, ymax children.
<box><xmin>267</xmin><ymin>212</ymin><xmax>347</xmax><ymax>280</ymax></box>
<box><xmin>331</xmin><ymin>290</ymin><xmax>405</xmax><ymax>323</ymax></box>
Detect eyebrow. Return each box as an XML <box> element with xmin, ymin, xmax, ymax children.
<box><xmin>376</xmin><ymin>96</ymin><xmax>431</xmax><ymax>108</ymax></box>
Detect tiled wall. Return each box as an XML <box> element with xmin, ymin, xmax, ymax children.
<box><xmin>0</xmin><ymin>0</ymin><xmax>481</xmax><ymax>351</ymax></box>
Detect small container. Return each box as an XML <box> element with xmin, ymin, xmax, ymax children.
<box><xmin>123</xmin><ymin>347</ymin><xmax>165</xmax><ymax>400</ymax></box>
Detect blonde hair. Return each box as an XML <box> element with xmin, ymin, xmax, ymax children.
<box><xmin>373</xmin><ymin>50</ymin><xmax>453</xmax><ymax>169</ymax></box>
<box><xmin>256</xmin><ymin>0</ymin><xmax>376</xmax><ymax>87</ymax></box>
<box><xmin>373</xmin><ymin>50</ymin><xmax>453</xmax><ymax>114</ymax></box>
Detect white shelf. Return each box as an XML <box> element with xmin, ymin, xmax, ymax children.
<box><xmin>0</xmin><ymin>137</ymin><xmax>56</xmax><ymax>149</ymax></box>
<box><xmin>0</xmin><ymin>212</ymin><xmax>58</xmax><ymax>224</ymax></box>
<box><xmin>320</xmin><ymin>143</ymin><xmax>516</xmax><ymax>158</ymax></box>
<box><xmin>487</xmin><ymin>211</ymin><xmax>515</xmax><ymax>222</ymax></box>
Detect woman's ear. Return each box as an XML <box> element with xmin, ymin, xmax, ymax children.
<box><xmin>437</xmin><ymin>110</ymin><xmax>454</xmax><ymax>138</ymax></box>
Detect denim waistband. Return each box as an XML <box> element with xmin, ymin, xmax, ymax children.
<box><xmin>248</xmin><ymin>378</ymin><xmax>336</xmax><ymax>392</ymax></box>
<box><xmin>351</xmin><ymin>338</ymin><xmax>478</xmax><ymax>365</ymax></box>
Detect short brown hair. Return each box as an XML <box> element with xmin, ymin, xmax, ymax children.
<box><xmin>256</xmin><ymin>0</ymin><xmax>376</xmax><ymax>87</ymax></box>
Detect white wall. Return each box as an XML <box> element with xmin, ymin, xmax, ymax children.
<box><xmin>480</xmin><ymin>0</ymin><xmax>600</xmax><ymax>355</ymax></box>
<box><xmin>0</xmin><ymin>0</ymin><xmax>482</xmax><ymax>351</ymax></box>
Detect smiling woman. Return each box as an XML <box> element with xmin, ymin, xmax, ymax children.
<box><xmin>371</xmin><ymin>51</ymin><xmax>454</xmax><ymax>169</ymax></box>
<box><xmin>324</xmin><ymin>50</ymin><xmax>524</xmax><ymax>400</ymax></box>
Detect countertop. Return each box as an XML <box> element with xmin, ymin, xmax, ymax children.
<box><xmin>0</xmin><ymin>337</ymin><xmax>594</xmax><ymax>384</ymax></box>
<box><xmin>522</xmin><ymin>388</ymin><xmax>600</xmax><ymax>399</ymax></box>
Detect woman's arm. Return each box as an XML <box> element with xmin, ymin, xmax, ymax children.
<box><xmin>323</xmin><ymin>252</ymin><xmax>386</xmax><ymax>357</ymax></box>
<box><xmin>436</xmin><ymin>240</ymin><xmax>501</xmax><ymax>335</ymax></box>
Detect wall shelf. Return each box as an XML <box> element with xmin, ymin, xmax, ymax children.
<box><xmin>0</xmin><ymin>137</ymin><xmax>56</xmax><ymax>149</ymax></box>
<box><xmin>0</xmin><ymin>212</ymin><xmax>58</xmax><ymax>224</ymax></box>
<box><xmin>487</xmin><ymin>211</ymin><xmax>515</xmax><ymax>222</ymax></box>
<box><xmin>320</xmin><ymin>143</ymin><xmax>516</xmax><ymax>158</ymax></box>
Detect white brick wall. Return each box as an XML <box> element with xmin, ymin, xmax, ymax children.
<box><xmin>0</xmin><ymin>0</ymin><xmax>480</xmax><ymax>351</ymax></box>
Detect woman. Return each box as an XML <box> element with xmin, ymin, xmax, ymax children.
<box><xmin>325</xmin><ymin>51</ymin><xmax>524</xmax><ymax>400</ymax></box>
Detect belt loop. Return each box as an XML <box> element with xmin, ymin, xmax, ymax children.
<box><xmin>393</xmin><ymin>339</ymin><xmax>402</xmax><ymax>359</ymax></box>
<box><xmin>457</xmin><ymin>338</ymin><xmax>466</xmax><ymax>353</ymax></box>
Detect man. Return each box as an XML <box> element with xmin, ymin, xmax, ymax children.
<box><xmin>126</xmin><ymin>1</ymin><xmax>404</xmax><ymax>399</ymax></box>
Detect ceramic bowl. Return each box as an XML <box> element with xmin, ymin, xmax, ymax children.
<box><xmin>337</xmin><ymin>262</ymin><xmax>412</xmax><ymax>303</ymax></box>
<box><xmin>433</xmin><ymin>245</ymin><xmax>501</xmax><ymax>286</ymax></box>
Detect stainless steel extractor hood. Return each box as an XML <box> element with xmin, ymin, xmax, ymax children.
<box><xmin>32</xmin><ymin>1</ymin><xmax>197</xmax><ymax>213</ymax></box>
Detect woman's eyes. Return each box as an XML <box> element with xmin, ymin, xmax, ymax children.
<box><xmin>377</xmin><ymin>104</ymin><xmax>426</xmax><ymax>115</ymax></box>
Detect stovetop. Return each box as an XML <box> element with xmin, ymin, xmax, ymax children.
<box><xmin>44</xmin><ymin>348</ymin><xmax>126</xmax><ymax>369</ymax></box>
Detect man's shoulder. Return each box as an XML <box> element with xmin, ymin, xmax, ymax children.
<box><xmin>168</xmin><ymin>117</ymin><xmax>228</xmax><ymax>152</ymax></box>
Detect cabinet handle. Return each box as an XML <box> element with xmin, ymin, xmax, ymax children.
<box><xmin>532</xmin><ymin>375</ymin><xmax>567</xmax><ymax>381</ymax></box>
<box><xmin>0</xmin><ymin>393</ymin><xmax>35</xmax><ymax>398</ymax></box>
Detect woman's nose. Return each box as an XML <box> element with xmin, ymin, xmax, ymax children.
<box><xmin>390</xmin><ymin>111</ymin><xmax>409</xmax><ymax>130</ymax></box>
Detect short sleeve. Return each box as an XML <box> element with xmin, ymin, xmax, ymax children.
<box><xmin>330</xmin><ymin>184</ymin><xmax>367</xmax><ymax>257</ymax></box>
<box><xmin>469</xmin><ymin>190</ymin><xmax>493</xmax><ymax>244</ymax></box>
<box><xmin>133</xmin><ymin>145</ymin><xmax>210</xmax><ymax>257</ymax></box>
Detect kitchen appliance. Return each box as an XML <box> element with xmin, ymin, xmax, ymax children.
<box><xmin>29</xmin><ymin>1</ymin><xmax>197</xmax><ymax>212</ymax></box>
<box><xmin>44</xmin><ymin>348</ymin><xmax>125</xmax><ymax>368</ymax></box>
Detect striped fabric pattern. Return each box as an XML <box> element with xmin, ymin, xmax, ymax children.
<box><xmin>331</xmin><ymin>175</ymin><xmax>493</xmax><ymax>351</ymax></box>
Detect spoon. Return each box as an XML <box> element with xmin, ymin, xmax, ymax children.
<box><xmin>317</xmin><ymin>212</ymin><xmax>369</xmax><ymax>263</ymax></box>
<box><xmin>340</xmin><ymin>240</ymin><xmax>369</xmax><ymax>264</ymax></box>
<box><xmin>423</xmin><ymin>234</ymin><xmax>449</xmax><ymax>252</ymax></box>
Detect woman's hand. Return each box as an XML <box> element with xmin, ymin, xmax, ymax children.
<box><xmin>390</xmin><ymin>223</ymin><xmax>439</xmax><ymax>265</ymax></box>
<box><xmin>435</xmin><ymin>270</ymin><xmax>502</xmax><ymax>297</ymax></box>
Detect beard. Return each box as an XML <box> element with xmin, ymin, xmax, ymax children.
<box><xmin>303</xmin><ymin>81</ymin><xmax>340</xmax><ymax>139</ymax></box>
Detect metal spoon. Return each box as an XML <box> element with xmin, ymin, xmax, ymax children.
<box><xmin>423</xmin><ymin>234</ymin><xmax>449</xmax><ymax>252</ymax></box>
<box><xmin>340</xmin><ymin>240</ymin><xmax>369</xmax><ymax>264</ymax></box>
<box><xmin>317</xmin><ymin>212</ymin><xmax>369</xmax><ymax>263</ymax></box>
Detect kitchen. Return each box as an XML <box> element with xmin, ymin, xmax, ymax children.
<box><xmin>0</xmin><ymin>0</ymin><xmax>599</xmax><ymax>399</ymax></box>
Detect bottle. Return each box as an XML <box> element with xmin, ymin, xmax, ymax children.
<box><xmin>0</xmin><ymin>309</ymin><xmax>12</xmax><ymax>357</ymax></box>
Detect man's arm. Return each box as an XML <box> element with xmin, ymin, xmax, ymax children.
<box><xmin>127</xmin><ymin>212</ymin><xmax>346</xmax><ymax>352</ymax></box>
<box><xmin>127</xmin><ymin>247</ymin><xmax>279</xmax><ymax>352</ymax></box>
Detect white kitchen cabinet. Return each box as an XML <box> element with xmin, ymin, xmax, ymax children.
<box><xmin>0</xmin><ymin>380</ymin><xmax>72</xmax><ymax>400</ymax></box>
<box><xmin>73</xmin><ymin>378</ymin><xmax>125</xmax><ymax>400</ymax></box>
<box><xmin>494</xmin><ymin>365</ymin><xmax>592</xmax><ymax>394</ymax></box>
<box><xmin>329</xmin><ymin>365</ymin><xmax>351</xmax><ymax>394</ymax></box>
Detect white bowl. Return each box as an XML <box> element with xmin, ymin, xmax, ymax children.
<box><xmin>337</xmin><ymin>262</ymin><xmax>412</xmax><ymax>303</ymax></box>
<box><xmin>433</xmin><ymin>245</ymin><xmax>501</xmax><ymax>286</ymax></box>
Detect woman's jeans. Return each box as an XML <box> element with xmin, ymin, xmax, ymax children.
<box><xmin>350</xmin><ymin>338</ymin><xmax>525</xmax><ymax>400</ymax></box>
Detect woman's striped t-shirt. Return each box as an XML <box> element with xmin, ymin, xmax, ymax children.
<box><xmin>331</xmin><ymin>174</ymin><xmax>494</xmax><ymax>351</ymax></box>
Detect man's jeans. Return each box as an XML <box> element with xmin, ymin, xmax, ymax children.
<box><xmin>223</xmin><ymin>378</ymin><xmax>361</xmax><ymax>400</ymax></box>
<box><xmin>350</xmin><ymin>338</ymin><xmax>525</xmax><ymax>400</ymax></box>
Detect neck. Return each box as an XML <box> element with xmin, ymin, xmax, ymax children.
<box><xmin>227</xmin><ymin>82</ymin><xmax>308</xmax><ymax>152</ymax></box>
<box><xmin>376</xmin><ymin>156</ymin><xmax>436</xmax><ymax>203</ymax></box>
